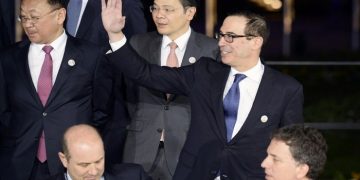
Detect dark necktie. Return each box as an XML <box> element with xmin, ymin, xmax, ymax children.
<box><xmin>36</xmin><ymin>45</ymin><xmax>53</xmax><ymax>162</ymax></box>
<box><xmin>66</xmin><ymin>0</ymin><xmax>82</xmax><ymax>36</ymax></box>
<box><xmin>223</xmin><ymin>74</ymin><xmax>246</xmax><ymax>142</ymax></box>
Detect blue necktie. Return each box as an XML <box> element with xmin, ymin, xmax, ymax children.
<box><xmin>223</xmin><ymin>74</ymin><xmax>246</xmax><ymax>142</ymax></box>
<box><xmin>66</xmin><ymin>0</ymin><xmax>82</xmax><ymax>36</ymax></box>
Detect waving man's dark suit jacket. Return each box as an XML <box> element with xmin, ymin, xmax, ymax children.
<box><xmin>0</xmin><ymin>37</ymin><xmax>108</xmax><ymax>180</ymax></box>
<box><xmin>122</xmin><ymin>30</ymin><xmax>218</xmax><ymax>175</ymax></box>
<box><xmin>105</xmin><ymin>43</ymin><xmax>304</xmax><ymax>180</ymax></box>
<box><xmin>69</xmin><ymin>0</ymin><xmax>147</xmax><ymax>164</ymax></box>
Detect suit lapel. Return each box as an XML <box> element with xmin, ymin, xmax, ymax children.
<box><xmin>148</xmin><ymin>33</ymin><xmax>162</xmax><ymax>65</ymax></box>
<box><xmin>210</xmin><ymin>65</ymin><xmax>230</xmax><ymax>142</ymax></box>
<box><xmin>15</xmin><ymin>42</ymin><xmax>43</xmax><ymax>107</ymax></box>
<box><xmin>181</xmin><ymin>30</ymin><xmax>199</xmax><ymax>66</ymax></box>
<box><xmin>76</xmin><ymin>0</ymin><xmax>97</xmax><ymax>38</ymax></box>
<box><xmin>46</xmin><ymin>38</ymin><xmax>80</xmax><ymax>106</ymax></box>
<box><xmin>233</xmin><ymin>66</ymin><xmax>274</xmax><ymax>140</ymax></box>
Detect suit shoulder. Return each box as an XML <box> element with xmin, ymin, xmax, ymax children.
<box><xmin>130</xmin><ymin>31</ymin><xmax>159</xmax><ymax>44</ymax></box>
<box><xmin>67</xmin><ymin>37</ymin><xmax>100</xmax><ymax>50</ymax></box>
<box><xmin>193</xmin><ymin>32</ymin><xmax>217</xmax><ymax>44</ymax></box>
<box><xmin>109</xmin><ymin>163</ymin><xmax>145</xmax><ymax>173</ymax></box>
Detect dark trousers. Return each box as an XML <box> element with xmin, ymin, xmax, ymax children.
<box><xmin>148</xmin><ymin>141</ymin><xmax>172</xmax><ymax>180</ymax></box>
<box><xmin>30</xmin><ymin>159</ymin><xmax>51</xmax><ymax>180</ymax></box>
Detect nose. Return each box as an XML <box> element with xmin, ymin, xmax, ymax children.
<box><xmin>88</xmin><ymin>164</ymin><xmax>99</xmax><ymax>175</ymax></box>
<box><xmin>22</xmin><ymin>21</ymin><xmax>34</xmax><ymax>28</ymax></box>
<box><xmin>154</xmin><ymin>9</ymin><xmax>166</xmax><ymax>19</ymax></box>
<box><xmin>218</xmin><ymin>36</ymin><xmax>226</xmax><ymax>47</ymax></box>
<box><xmin>261</xmin><ymin>156</ymin><xmax>270</xmax><ymax>168</ymax></box>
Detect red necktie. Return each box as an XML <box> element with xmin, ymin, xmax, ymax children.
<box><xmin>36</xmin><ymin>45</ymin><xmax>53</xmax><ymax>162</ymax></box>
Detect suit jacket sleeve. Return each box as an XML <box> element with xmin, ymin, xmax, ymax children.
<box><xmin>92</xmin><ymin>50</ymin><xmax>115</xmax><ymax>129</ymax></box>
<box><xmin>106</xmin><ymin>43</ymin><xmax>195</xmax><ymax>96</ymax></box>
<box><xmin>281</xmin><ymin>83</ymin><xmax>304</xmax><ymax>125</ymax></box>
<box><xmin>0</xmin><ymin>51</ymin><xmax>10</xmax><ymax>130</ymax></box>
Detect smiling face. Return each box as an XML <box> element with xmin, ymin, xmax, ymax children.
<box><xmin>261</xmin><ymin>139</ymin><xmax>309</xmax><ymax>180</ymax></box>
<box><xmin>218</xmin><ymin>15</ymin><xmax>263</xmax><ymax>71</ymax></box>
<box><xmin>151</xmin><ymin>0</ymin><xmax>196</xmax><ymax>40</ymax></box>
<box><xmin>20</xmin><ymin>0</ymin><xmax>65</xmax><ymax>44</ymax></box>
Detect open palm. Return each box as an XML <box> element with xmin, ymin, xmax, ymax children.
<box><xmin>101</xmin><ymin>0</ymin><xmax>125</xmax><ymax>35</ymax></box>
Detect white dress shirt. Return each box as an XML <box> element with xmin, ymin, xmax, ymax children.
<box><xmin>28</xmin><ymin>31</ymin><xmax>67</xmax><ymax>90</ymax></box>
<box><xmin>223</xmin><ymin>60</ymin><xmax>264</xmax><ymax>139</ymax></box>
<box><xmin>160</xmin><ymin>27</ymin><xmax>191</xmax><ymax>66</ymax></box>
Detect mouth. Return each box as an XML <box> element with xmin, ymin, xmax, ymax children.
<box><xmin>220</xmin><ymin>47</ymin><xmax>231</xmax><ymax>56</ymax></box>
<box><xmin>155</xmin><ymin>21</ymin><xmax>168</xmax><ymax>27</ymax></box>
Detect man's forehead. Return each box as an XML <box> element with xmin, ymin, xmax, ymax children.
<box><xmin>220</xmin><ymin>16</ymin><xmax>246</xmax><ymax>34</ymax></box>
<box><xmin>21</xmin><ymin>0</ymin><xmax>49</xmax><ymax>11</ymax></box>
<box><xmin>154</xmin><ymin>0</ymin><xmax>181</xmax><ymax>7</ymax></box>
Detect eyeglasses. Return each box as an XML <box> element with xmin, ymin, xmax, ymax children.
<box><xmin>18</xmin><ymin>8</ymin><xmax>60</xmax><ymax>24</ymax></box>
<box><xmin>149</xmin><ymin>5</ymin><xmax>178</xmax><ymax>15</ymax></box>
<box><xmin>215</xmin><ymin>32</ymin><xmax>256</xmax><ymax>43</ymax></box>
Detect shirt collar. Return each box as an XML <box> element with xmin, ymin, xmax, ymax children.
<box><xmin>65</xmin><ymin>171</ymin><xmax>105</xmax><ymax>180</ymax></box>
<box><xmin>30</xmin><ymin>30</ymin><xmax>67</xmax><ymax>53</ymax></box>
<box><xmin>161</xmin><ymin>27</ymin><xmax>192</xmax><ymax>52</ymax></box>
<box><xmin>229</xmin><ymin>58</ymin><xmax>264</xmax><ymax>83</ymax></box>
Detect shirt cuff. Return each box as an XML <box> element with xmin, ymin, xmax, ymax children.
<box><xmin>109</xmin><ymin>36</ymin><xmax>127</xmax><ymax>52</ymax></box>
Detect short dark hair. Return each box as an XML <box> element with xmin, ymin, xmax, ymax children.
<box><xmin>228</xmin><ymin>11</ymin><xmax>270</xmax><ymax>44</ymax></box>
<box><xmin>20</xmin><ymin>0</ymin><xmax>66</xmax><ymax>8</ymax></box>
<box><xmin>47</xmin><ymin>0</ymin><xmax>67</xmax><ymax>8</ymax></box>
<box><xmin>272</xmin><ymin>124</ymin><xmax>328</xmax><ymax>180</ymax></box>
<box><xmin>179</xmin><ymin>0</ymin><xmax>197</xmax><ymax>8</ymax></box>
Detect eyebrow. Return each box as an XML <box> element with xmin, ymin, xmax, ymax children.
<box><xmin>77</xmin><ymin>156</ymin><xmax>104</xmax><ymax>164</ymax></box>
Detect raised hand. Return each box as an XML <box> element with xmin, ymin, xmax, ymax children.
<box><xmin>101</xmin><ymin>0</ymin><xmax>126</xmax><ymax>42</ymax></box>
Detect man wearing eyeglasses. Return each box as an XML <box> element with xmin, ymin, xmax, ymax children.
<box><xmin>0</xmin><ymin>0</ymin><xmax>110</xmax><ymax>179</ymax></box>
<box><xmin>101</xmin><ymin>0</ymin><xmax>304</xmax><ymax>179</ymax></box>
<box><xmin>113</xmin><ymin>0</ymin><xmax>219</xmax><ymax>179</ymax></box>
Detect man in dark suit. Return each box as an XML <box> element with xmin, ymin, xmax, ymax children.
<box><xmin>102</xmin><ymin>1</ymin><xmax>304</xmax><ymax>179</ymax></box>
<box><xmin>121</xmin><ymin>0</ymin><xmax>218</xmax><ymax>179</ymax></box>
<box><xmin>50</xmin><ymin>124</ymin><xmax>151</xmax><ymax>180</ymax></box>
<box><xmin>65</xmin><ymin>0</ymin><xmax>147</xmax><ymax>165</ymax></box>
<box><xmin>0</xmin><ymin>0</ymin><xmax>110</xmax><ymax>179</ymax></box>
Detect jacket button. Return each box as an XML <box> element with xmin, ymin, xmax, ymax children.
<box><xmin>164</xmin><ymin>105</ymin><xmax>169</xmax><ymax>110</ymax></box>
<box><xmin>42</xmin><ymin>112</ymin><xmax>47</xmax><ymax>117</ymax></box>
<box><xmin>157</xmin><ymin>128</ymin><xmax>162</xmax><ymax>133</ymax></box>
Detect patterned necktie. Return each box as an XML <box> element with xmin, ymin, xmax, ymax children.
<box><xmin>66</xmin><ymin>0</ymin><xmax>82</xmax><ymax>36</ymax></box>
<box><xmin>36</xmin><ymin>45</ymin><xmax>53</xmax><ymax>162</ymax></box>
<box><xmin>223</xmin><ymin>74</ymin><xmax>246</xmax><ymax>142</ymax></box>
<box><xmin>166</xmin><ymin>42</ymin><xmax>178</xmax><ymax>67</ymax></box>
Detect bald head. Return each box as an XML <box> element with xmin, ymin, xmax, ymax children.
<box><xmin>62</xmin><ymin>124</ymin><xmax>103</xmax><ymax>159</ymax></box>
<box><xmin>59</xmin><ymin>124</ymin><xmax>105</xmax><ymax>180</ymax></box>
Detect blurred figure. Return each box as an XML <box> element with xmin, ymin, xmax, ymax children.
<box><xmin>52</xmin><ymin>124</ymin><xmax>151</xmax><ymax>180</ymax></box>
<box><xmin>0</xmin><ymin>0</ymin><xmax>110</xmax><ymax>179</ymax></box>
<box><xmin>65</xmin><ymin>0</ymin><xmax>147</xmax><ymax>165</ymax></box>
<box><xmin>101</xmin><ymin>1</ymin><xmax>304</xmax><ymax>179</ymax></box>
<box><xmin>120</xmin><ymin>0</ymin><xmax>218</xmax><ymax>179</ymax></box>
<box><xmin>261</xmin><ymin>124</ymin><xmax>328</xmax><ymax>180</ymax></box>
<box><xmin>0</xmin><ymin>1</ymin><xmax>15</xmax><ymax>49</ymax></box>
